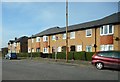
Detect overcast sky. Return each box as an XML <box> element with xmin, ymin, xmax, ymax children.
<box><xmin>1</xmin><ymin>1</ymin><xmax>119</xmax><ymax>48</ymax></box>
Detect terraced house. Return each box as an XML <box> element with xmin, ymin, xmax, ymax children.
<box><xmin>8</xmin><ymin>36</ymin><xmax>28</xmax><ymax>53</ymax></box>
<box><xmin>28</xmin><ymin>12</ymin><xmax>120</xmax><ymax>54</ymax></box>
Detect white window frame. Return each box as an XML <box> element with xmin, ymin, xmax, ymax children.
<box><xmin>70</xmin><ymin>32</ymin><xmax>75</xmax><ymax>39</ymax></box>
<box><xmin>43</xmin><ymin>48</ymin><xmax>48</xmax><ymax>53</ymax></box>
<box><xmin>57</xmin><ymin>47</ymin><xmax>61</xmax><ymax>52</ymax></box>
<box><xmin>77</xmin><ymin>45</ymin><xmax>82</xmax><ymax>52</ymax></box>
<box><xmin>86</xmin><ymin>45</ymin><xmax>92</xmax><ymax>52</ymax></box>
<box><xmin>32</xmin><ymin>48</ymin><xmax>34</xmax><ymax>52</ymax></box>
<box><xmin>13</xmin><ymin>42</ymin><xmax>16</xmax><ymax>47</ymax></box>
<box><xmin>100</xmin><ymin>44</ymin><xmax>114</xmax><ymax>51</ymax></box>
<box><xmin>63</xmin><ymin>33</ymin><xmax>66</xmax><ymax>39</ymax></box>
<box><xmin>52</xmin><ymin>35</ymin><xmax>56</xmax><ymax>40</ymax></box>
<box><xmin>28</xmin><ymin>47</ymin><xmax>31</xmax><ymax>53</ymax></box>
<box><xmin>32</xmin><ymin>39</ymin><xmax>34</xmax><ymax>43</ymax></box>
<box><xmin>86</xmin><ymin>29</ymin><xmax>92</xmax><ymax>37</ymax></box>
<box><xmin>36</xmin><ymin>48</ymin><xmax>40</xmax><ymax>52</ymax></box>
<box><xmin>36</xmin><ymin>37</ymin><xmax>40</xmax><ymax>42</ymax></box>
<box><xmin>43</xmin><ymin>36</ymin><xmax>48</xmax><ymax>42</ymax></box>
<box><xmin>100</xmin><ymin>25</ymin><xmax>114</xmax><ymax>36</ymax></box>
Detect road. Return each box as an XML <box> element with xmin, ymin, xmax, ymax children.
<box><xmin>2</xmin><ymin>59</ymin><xmax>120</xmax><ymax>80</ymax></box>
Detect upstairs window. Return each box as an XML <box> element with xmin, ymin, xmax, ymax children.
<box><xmin>63</xmin><ymin>33</ymin><xmax>66</xmax><ymax>39</ymax></box>
<box><xmin>70</xmin><ymin>32</ymin><xmax>75</xmax><ymax>39</ymax></box>
<box><xmin>86</xmin><ymin>29</ymin><xmax>92</xmax><ymax>37</ymax></box>
<box><xmin>43</xmin><ymin>36</ymin><xmax>48</xmax><ymax>42</ymax></box>
<box><xmin>100</xmin><ymin>25</ymin><xmax>114</xmax><ymax>36</ymax></box>
<box><xmin>32</xmin><ymin>39</ymin><xmax>34</xmax><ymax>43</ymax></box>
<box><xmin>13</xmin><ymin>42</ymin><xmax>16</xmax><ymax>47</ymax></box>
<box><xmin>36</xmin><ymin>37</ymin><xmax>40</xmax><ymax>42</ymax></box>
<box><xmin>52</xmin><ymin>35</ymin><xmax>56</xmax><ymax>40</ymax></box>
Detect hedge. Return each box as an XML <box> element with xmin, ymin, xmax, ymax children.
<box><xmin>51</xmin><ymin>51</ymin><xmax>95</xmax><ymax>61</ymax></box>
<box><xmin>16</xmin><ymin>51</ymin><xmax>95</xmax><ymax>61</ymax></box>
<box><xmin>17</xmin><ymin>52</ymin><xmax>41</xmax><ymax>57</ymax></box>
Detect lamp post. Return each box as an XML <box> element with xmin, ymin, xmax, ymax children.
<box><xmin>66</xmin><ymin>0</ymin><xmax>68</xmax><ymax>62</ymax></box>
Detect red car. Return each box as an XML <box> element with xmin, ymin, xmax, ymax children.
<box><xmin>92</xmin><ymin>51</ymin><xmax>120</xmax><ymax>70</ymax></box>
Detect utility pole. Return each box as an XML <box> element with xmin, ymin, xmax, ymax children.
<box><xmin>66</xmin><ymin>0</ymin><xmax>68</xmax><ymax>62</ymax></box>
<box><xmin>31</xmin><ymin>35</ymin><xmax>33</xmax><ymax>60</ymax></box>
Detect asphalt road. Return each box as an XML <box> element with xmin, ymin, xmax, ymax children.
<box><xmin>2</xmin><ymin>59</ymin><xmax>120</xmax><ymax>80</ymax></box>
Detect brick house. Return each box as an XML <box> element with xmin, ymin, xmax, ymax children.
<box><xmin>8</xmin><ymin>36</ymin><xmax>28</xmax><ymax>53</ymax></box>
<box><xmin>28</xmin><ymin>12</ymin><xmax>120</xmax><ymax>54</ymax></box>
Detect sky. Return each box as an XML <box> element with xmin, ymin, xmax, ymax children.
<box><xmin>1</xmin><ymin>1</ymin><xmax>119</xmax><ymax>48</ymax></box>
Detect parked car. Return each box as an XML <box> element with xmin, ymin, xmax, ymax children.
<box><xmin>5</xmin><ymin>53</ymin><xmax>17</xmax><ymax>60</ymax></box>
<box><xmin>92</xmin><ymin>51</ymin><xmax>120</xmax><ymax>70</ymax></box>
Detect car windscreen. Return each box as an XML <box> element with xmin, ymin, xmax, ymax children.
<box><xmin>97</xmin><ymin>51</ymin><xmax>120</xmax><ymax>59</ymax></box>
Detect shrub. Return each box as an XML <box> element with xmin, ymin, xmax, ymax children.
<box><xmin>17</xmin><ymin>52</ymin><xmax>42</xmax><ymax>57</ymax></box>
<box><xmin>51</xmin><ymin>51</ymin><xmax>95</xmax><ymax>61</ymax></box>
<box><xmin>16</xmin><ymin>51</ymin><xmax>95</xmax><ymax>61</ymax></box>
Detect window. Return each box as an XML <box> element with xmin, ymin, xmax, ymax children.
<box><xmin>32</xmin><ymin>48</ymin><xmax>34</xmax><ymax>52</ymax></box>
<box><xmin>70</xmin><ymin>45</ymin><xmax>76</xmax><ymax>51</ymax></box>
<box><xmin>36</xmin><ymin>37</ymin><xmax>40</xmax><ymax>42</ymax></box>
<box><xmin>13</xmin><ymin>42</ymin><xmax>16</xmax><ymax>47</ymax></box>
<box><xmin>100</xmin><ymin>45</ymin><xmax>105</xmax><ymax>51</ymax></box>
<box><xmin>32</xmin><ymin>39</ymin><xmax>34</xmax><ymax>43</ymax></box>
<box><xmin>52</xmin><ymin>47</ymin><xmax>55</xmax><ymax>53</ymax></box>
<box><xmin>86</xmin><ymin>46</ymin><xmax>92</xmax><ymax>52</ymax></box>
<box><xmin>43</xmin><ymin>48</ymin><xmax>48</xmax><ymax>53</ymax></box>
<box><xmin>70</xmin><ymin>32</ymin><xmax>75</xmax><ymax>39</ymax></box>
<box><xmin>63</xmin><ymin>33</ymin><xmax>66</xmax><ymax>39</ymax></box>
<box><xmin>98</xmin><ymin>52</ymin><xmax>112</xmax><ymax>58</ymax></box>
<box><xmin>77</xmin><ymin>45</ymin><xmax>82</xmax><ymax>52</ymax></box>
<box><xmin>109</xmin><ymin>25</ymin><xmax>113</xmax><ymax>33</ymax></box>
<box><xmin>43</xmin><ymin>36</ymin><xmax>48</xmax><ymax>42</ymax></box>
<box><xmin>52</xmin><ymin>35</ymin><xmax>56</xmax><ymax>40</ymax></box>
<box><xmin>86</xmin><ymin>29</ymin><xmax>92</xmax><ymax>37</ymax></box>
<box><xmin>57</xmin><ymin>47</ymin><xmax>61</xmax><ymax>52</ymax></box>
<box><xmin>108</xmin><ymin>45</ymin><xmax>114</xmax><ymax>50</ymax></box>
<box><xmin>104</xmin><ymin>25</ymin><xmax>108</xmax><ymax>34</ymax></box>
<box><xmin>62</xmin><ymin>46</ymin><xmax>66</xmax><ymax>52</ymax></box>
<box><xmin>100</xmin><ymin>26</ymin><xmax>103</xmax><ymax>34</ymax></box>
<box><xmin>100</xmin><ymin>45</ymin><xmax>114</xmax><ymax>51</ymax></box>
<box><xmin>100</xmin><ymin>25</ymin><xmax>114</xmax><ymax>36</ymax></box>
<box><xmin>36</xmin><ymin>48</ymin><xmax>40</xmax><ymax>52</ymax></box>
<box><xmin>28</xmin><ymin>48</ymin><xmax>31</xmax><ymax>53</ymax></box>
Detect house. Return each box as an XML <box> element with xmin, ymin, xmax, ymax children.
<box><xmin>28</xmin><ymin>12</ymin><xmax>120</xmax><ymax>54</ymax></box>
<box><xmin>8</xmin><ymin>36</ymin><xmax>28</xmax><ymax>53</ymax></box>
<box><xmin>1</xmin><ymin>47</ymin><xmax>8</xmax><ymax>57</ymax></box>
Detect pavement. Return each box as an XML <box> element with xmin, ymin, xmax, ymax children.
<box><xmin>22</xmin><ymin>57</ymin><xmax>92</xmax><ymax>67</ymax></box>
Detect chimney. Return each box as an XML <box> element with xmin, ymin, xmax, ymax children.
<box><xmin>15</xmin><ymin>37</ymin><xmax>17</xmax><ymax>40</ymax></box>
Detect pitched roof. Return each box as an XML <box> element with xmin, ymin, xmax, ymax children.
<box><xmin>8</xmin><ymin>36</ymin><xmax>28</xmax><ymax>43</ymax></box>
<box><xmin>15</xmin><ymin>36</ymin><xmax>28</xmax><ymax>42</ymax></box>
<box><xmin>33</xmin><ymin>12</ymin><xmax>120</xmax><ymax>37</ymax></box>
